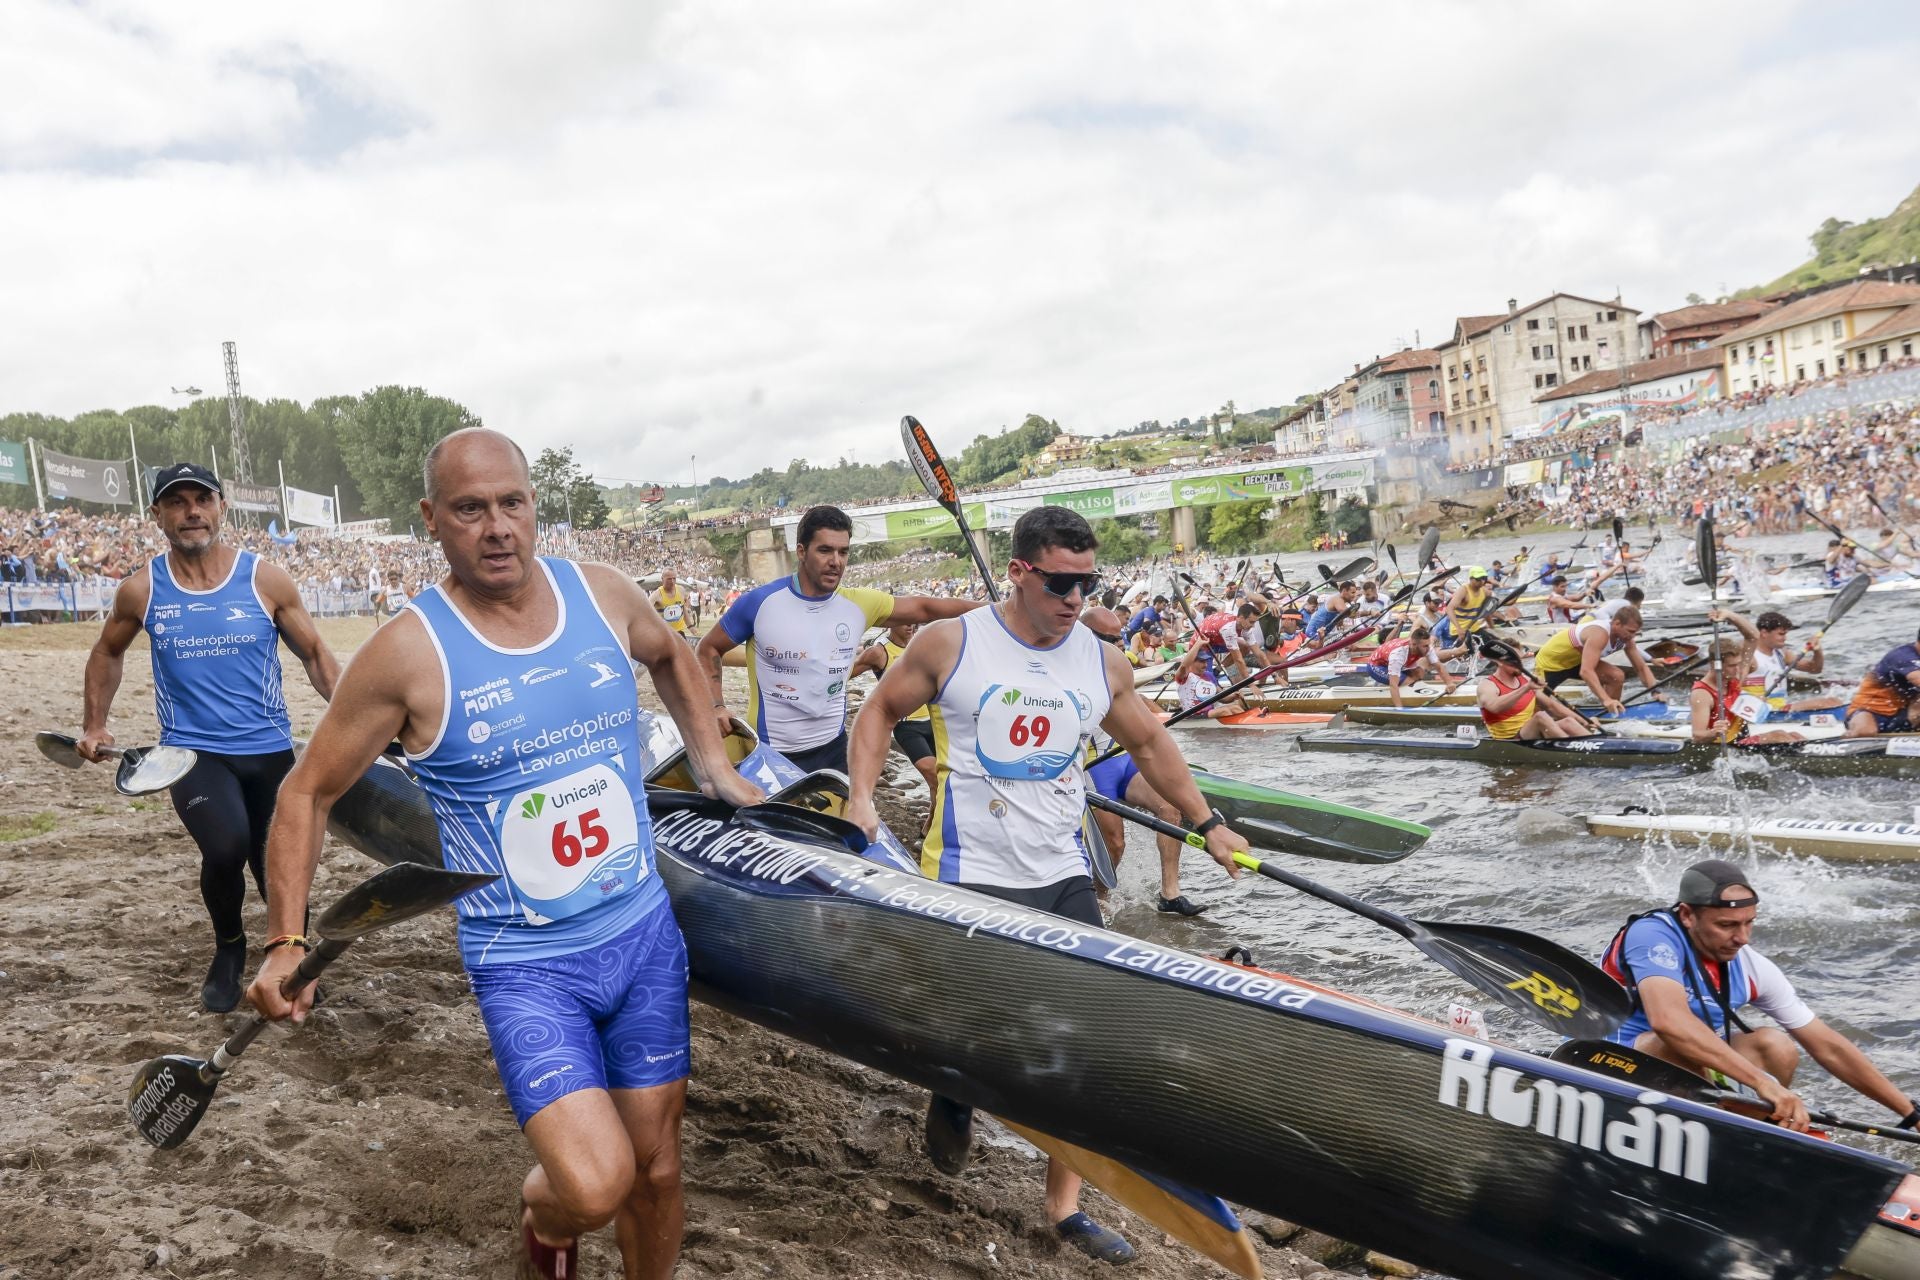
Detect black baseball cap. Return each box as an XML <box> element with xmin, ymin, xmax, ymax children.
<box><xmin>150</xmin><ymin>462</ymin><xmax>223</xmax><ymax>500</ymax></box>
<box><xmin>1678</xmin><ymin>860</ymin><xmax>1759</xmax><ymax>909</ymax></box>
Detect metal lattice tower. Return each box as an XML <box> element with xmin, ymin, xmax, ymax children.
<box><xmin>222</xmin><ymin>341</ymin><xmax>253</xmax><ymax>482</ymax></box>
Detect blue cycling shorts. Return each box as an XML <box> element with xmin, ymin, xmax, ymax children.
<box><xmin>1086</xmin><ymin>753</ymin><xmax>1140</xmax><ymax>802</ymax></box>
<box><xmin>468</xmin><ymin>902</ymin><xmax>691</xmax><ymax>1126</ymax></box>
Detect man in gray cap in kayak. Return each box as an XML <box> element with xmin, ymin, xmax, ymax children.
<box><xmin>1599</xmin><ymin>860</ymin><xmax>1919</xmax><ymax>1135</ymax></box>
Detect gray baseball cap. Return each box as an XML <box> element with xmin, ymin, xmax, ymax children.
<box><xmin>1678</xmin><ymin>860</ymin><xmax>1758</xmax><ymax>908</ymax></box>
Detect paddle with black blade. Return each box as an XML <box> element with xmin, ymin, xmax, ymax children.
<box><xmin>1410</xmin><ymin>579</ymin><xmax>1532</xmax><ymax>710</ymax></box>
<box><xmin>1758</xmin><ymin>571</ymin><xmax>1869</xmax><ymax>705</ymax></box>
<box><xmin>1807</xmin><ymin>505</ymin><xmax>1919</xmax><ymax>580</ymax></box>
<box><xmin>1553</xmin><ymin>1041</ymin><xmax>1920</xmax><ymax>1147</ymax></box>
<box><xmin>1084</xmin><ymin>790</ymin><xmax>1624</xmax><ymax>1034</ymax></box>
<box><xmin>36</xmin><ymin>730</ymin><xmax>197</xmax><ymax>796</ymax></box>
<box><xmin>901</xmin><ymin>415</ymin><xmax>1118</xmax><ymax>890</ymax></box>
<box><xmin>1612</xmin><ymin>516</ymin><xmax>1634</xmax><ymax>590</ymax></box>
<box><xmin>128</xmin><ymin>861</ymin><xmax>498</xmax><ymax>1148</ymax></box>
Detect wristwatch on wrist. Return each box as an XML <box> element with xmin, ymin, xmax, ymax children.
<box><xmin>1191</xmin><ymin>808</ymin><xmax>1227</xmax><ymax>838</ymax></box>
<box><xmin>1899</xmin><ymin>1101</ymin><xmax>1920</xmax><ymax>1130</ymax></box>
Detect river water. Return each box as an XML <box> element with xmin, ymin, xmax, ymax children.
<box><xmin>1110</xmin><ymin>529</ymin><xmax>1920</xmax><ymax>1108</ymax></box>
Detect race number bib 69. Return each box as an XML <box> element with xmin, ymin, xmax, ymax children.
<box><xmin>975</xmin><ymin>682</ymin><xmax>1085</xmax><ymax>780</ymax></box>
<box><xmin>495</xmin><ymin>762</ymin><xmax>645</xmax><ymax>923</ymax></box>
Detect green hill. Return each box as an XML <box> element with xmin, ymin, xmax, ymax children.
<box><xmin>1746</xmin><ymin>182</ymin><xmax>1920</xmax><ymax>296</ymax></box>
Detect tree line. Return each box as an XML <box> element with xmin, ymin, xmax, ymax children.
<box><xmin>0</xmin><ymin>388</ymin><xmax>608</xmax><ymax>531</ymax></box>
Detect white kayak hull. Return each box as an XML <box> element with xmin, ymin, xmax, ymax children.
<box><xmin>1586</xmin><ymin>813</ymin><xmax>1920</xmax><ymax>863</ymax></box>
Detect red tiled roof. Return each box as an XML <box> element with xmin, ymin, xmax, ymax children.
<box><xmin>1365</xmin><ymin>348</ymin><xmax>1440</xmax><ymax>374</ymax></box>
<box><xmin>1718</xmin><ymin>280</ymin><xmax>1920</xmax><ymax>347</ymax></box>
<box><xmin>1649</xmin><ymin>300</ymin><xmax>1777</xmax><ymax>332</ymax></box>
<box><xmin>1841</xmin><ymin>300</ymin><xmax>1920</xmax><ymax>348</ymax></box>
<box><xmin>1534</xmin><ymin>348</ymin><xmax>1722</xmax><ymax>403</ymax></box>
<box><xmin>1457</xmin><ymin>314</ymin><xmax>1506</xmax><ymax>339</ymax></box>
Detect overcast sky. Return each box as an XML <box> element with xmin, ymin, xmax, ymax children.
<box><xmin>4</xmin><ymin>1</ymin><xmax>1918</xmax><ymax>484</ymax></box>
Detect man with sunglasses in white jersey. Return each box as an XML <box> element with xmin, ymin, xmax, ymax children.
<box><xmin>845</xmin><ymin>506</ymin><xmax>1251</xmax><ymax>1265</ymax></box>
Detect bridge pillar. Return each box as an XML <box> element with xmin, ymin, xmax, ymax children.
<box><xmin>1170</xmin><ymin>506</ymin><xmax>1199</xmax><ymax>552</ymax></box>
<box><xmin>745</xmin><ymin>525</ymin><xmax>792</xmax><ymax>584</ymax></box>
<box><xmin>966</xmin><ymin>528</ymin><xmax>995</xmax><ymax>579</ymax></box>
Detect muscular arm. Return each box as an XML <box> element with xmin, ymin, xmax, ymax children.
<box><xmin>1623</xmin><ymin>641</ymin><xmax>1660</xmax><ymax>691</ymax></box>
<box><xmin>79</xmin><ymin>573</ymin><xmax>149</xmax><ymax>760</ymax></box>
<box><xmin>694</xmin><ymin>622</ymin><xmax>738</xmax><ymax>706</ymax></box>
<box><xmin>1098</xmin><ymin>644</ymin><xmax>1244</xmax><ymax>877</ymax></box>
<box><xmin>1638</xmin><ymin>977</ymin><xmax>1793</xmax><ymax>1101</ymax></box>
<box><xmin>249</xmin><ymin>620</ymin><xmax>420</xmax><ymax>1022</ymax></box>
<box><xmin>1789</xmin><ymin>1018</ymin><xmax>1916</xmax><ymax>1117</ymax></box>
<box><xmin>881</xmin><ymin>594</ymin><xmax>979</xmax><ymax>625</ymax></box>
<box><xmin>849</xmin><ymin>641</ymin><xmax>888</xmax><ymax>683</ymax></box>
<box><xmin>845</xmin><ymin>621</ymin><xmax>956</xmax><ymax>835</ymax></box>
<box><xmin>586</xmin><ymin>565</ymin><xmax>761</xmax><ymax>806</ymax></box>
<box><xmin>259</xmin><ymin>562</ymin><xmax>341</xmax><ymax>701</ymax></box>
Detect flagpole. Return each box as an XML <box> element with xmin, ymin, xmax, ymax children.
<box><xmin>128</xmin><ymin>423</ymin><xmax>145</xmax><ymax>507</ymax></box>
<box><xmin>28</xmin><ymin>439</ymin><xmax>46</xmax><ymax>508</ymax></box>
<box><xmin>211</xmin><ymin>444</ymin><xmax>220</xmax><ymax>478</ymax></box>
<box><xmin>278</xmin><ymin>459</ymin><xmax>288</xmax><ymax>527</ymax></box>
<box><xmin>333</xmin><ymin>485</ymin><xmax>342</xmax><ymax>529</ymax></box>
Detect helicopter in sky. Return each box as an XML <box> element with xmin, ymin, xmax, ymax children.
<box><xmin>170</xmin><ymin>385</ymin><xmax>203</xmax><ymax>396</ymax></box>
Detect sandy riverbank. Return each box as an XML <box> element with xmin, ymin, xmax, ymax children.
<box><xmin>0</xmin><ymin>620</ymin><xmax>1376</xmax><ymax>1280</ymax></box>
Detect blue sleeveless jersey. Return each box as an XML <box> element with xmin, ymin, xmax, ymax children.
<box><xmin>145</xmin><ymin>550</ymin><xmax>291</xmax><ymax>754</ymax></box>
<box><xmin>406</xmin><ymin>558</ymin><xmax>664</xmax><ymax>966</ymax></box>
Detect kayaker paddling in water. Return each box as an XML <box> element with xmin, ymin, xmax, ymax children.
<box><xmin>1709</xmin><ymin>608</ymin><xmax>1837</xmax><ymax>714</ymax></box>
<box><xmin>1474</xmin><ymin>637</ymin><xmax>1592</xmax><ymax>740</ymax></box>
<box><xmin>1845</xmin><ymin>625</ymin><xmax>1920</xmax><ymax>738</ymax></box>
<box><xmin>1688</xmin><ymin>638</ymin><xmax>1805</xmax><ymax>746</ymax></box>
<box><xmin>1530</xmin><ymin>604</ymin><xmax>1662</xmax><ymax>716</ymax></box>
<box><xmin>78</xmin><ymin>462</ymin><xmax>340</xmax><ymax>1013</ymax></box>
<box><xmin>1601</xmin><ymin>860</ymin><xmax>1920</xmax><ymax>1136</ymax></box>
<box><xmin>1366</xmin><ymin>626</ymin><xmax>1457</xmax><ymax>709</ymax></box>
<box><xmin>696</xmin><ymin>504</ymin><xmax>976</xmax><ymax>775</ymax></box>
<box><xmin>845</xmin><ymin>506</ymin><xmax>1251</xmax><ymax>1265</ymax></box>
<box><xmin>246</xmin><ymin>429</ymin><xmax>765</xmax><ymax>1280</ymax></box>
<box><xmin>1173</xmin><ymin>632</ymin><xmax>1249</xmax><ymax>719</ymax></box>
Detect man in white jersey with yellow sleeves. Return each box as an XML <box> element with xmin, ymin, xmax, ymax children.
<box><xmin>846</xmin><ymin>506</ymin><xmax>1251</xmax><ymax>1265</ymax></box>
<box><xmin>247</xmin><ymin>430</ymin><xmax>763</xmax><ymax>1279</ymax></box>
<box><xmin>696</xmin><ymin>504</ymin><xmax>977</xmax><ymax>774</ymax></box>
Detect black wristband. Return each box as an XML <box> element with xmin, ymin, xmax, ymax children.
<box><xmin>1192</xmin><ymin>808</ymin><xmax>1226</xmax><ymax>837</ymax></box>
<box><xmin>1899</xmin><ymin>1103</ymin><xmax>1919</xmax><ymax>1131</ymax></box>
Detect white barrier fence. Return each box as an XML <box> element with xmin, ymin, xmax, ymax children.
<box><xmin>2</xmin><ymin>580</ymin><xmax>384</xmax><ymax>623</ymax></box>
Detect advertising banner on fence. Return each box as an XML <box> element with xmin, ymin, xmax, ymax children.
<box><xmin>0</xmin><ymin>440</ymin><xmax>27</xmax><ymax>488</ymax></box>
<box><xmin>284</xmin><ymin>484</ymin><xmax>337</xmax><ymax>528</ymax></box>
<box><xmin>41</xmin><ymin>449</ymin><xmax>133</xmax><ymax>505</ymax></box>
<box><xmin>333</xmin><ymin>518</ymin><xmax>392</xmax><ymax>540</ymax></box>
<box><xmin>228</xmin><ymin>480</ymin><xmax>282</xmax><ymax>514</ymax></box>
<box><xmin>1043</xmin><ymin>487</ymin><xmax>1115</xmax><ymax>520</ymax></box>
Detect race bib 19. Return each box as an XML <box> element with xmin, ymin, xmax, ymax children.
<box><xmin>495</xmin><ymin>761</ymin><xmax>645</xmax><ymax>923</ymax></box>
<box><xmin>1731</xmin><ymin>693</ymin><xmax>1769</xmax><ymax>725</ymax></box>
<box><xmin>974</xmin><ymin>682</ymin><xmax>1085</xmax><ymax>780</ymax></box>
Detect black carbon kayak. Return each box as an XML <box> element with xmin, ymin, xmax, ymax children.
<box><xmin>325</xmin><ymin>754</ymin><xmax>1917</xmax><ymax>1280</ymax></box>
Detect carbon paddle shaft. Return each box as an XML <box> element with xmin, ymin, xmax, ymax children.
<box><xmin>207</xmin><ymin>938</ymin><xmax>351</xmax><ymax>1075</ymax></box>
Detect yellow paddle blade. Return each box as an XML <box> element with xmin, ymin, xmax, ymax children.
<box><xmin>998</xmin><ymin>1117</ymin><xmax>1262</xmax><ymax>1279</ymax></box>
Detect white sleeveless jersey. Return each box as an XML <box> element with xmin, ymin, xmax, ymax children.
<box><xmin>921</xmin><ymin>608</ymin><xmax>1113</xmax><ymax>888</ymax></box>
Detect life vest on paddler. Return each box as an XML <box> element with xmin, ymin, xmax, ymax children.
<box><xmin>1693</xmin><ymin>678</ymin><xmax>1745</xmax><ymax>743</ymax></box>
<box><xmin>1449</xmin><ymin>579</ymin><xmax>1494</xmax><ymax>634</ymax></box>
<box><xmin>1198</xmin><ymin>611</ymin><xmax>1235</xmax><ymax>650</ymax></box>
<box><xmin>1601</xmin><ymin>909</ymin><xmax>1756</xmax><ymax>1047</ymax></box>
<box><xmin>1479</xmin><ymin>669</ymin><xmax>1535</xmax><ymax>740</ymax></box>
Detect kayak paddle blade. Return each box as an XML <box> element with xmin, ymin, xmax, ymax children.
<box><xmin>35</xmin><ymin>731</ymin><xmax>84</xmax><ymax>768</ymax></box>
<box><xmin>128</xmin><ymin>1052</ymin><xmax>219</xmax><ymax>1149</ymax></box>
<box><xmin>1411</xmin><ymin>921</ymin><xmax>1631</xmax><ymax>1040</ymax></box>
<box><xmin>1235</xmin><ymin>816</ymin><xmax>1417</xmax><ymax>865</ymax></box>
<box><xmin>1829</xmin><ymin>572</ymin><xmax>1871</xmax><ymax>626</ymax></box>
<box><xmin>1695</xmin><ymin>517</ymin><xmax>1716</xmax><ymax>586</ymax></box>
<box><xmin>115</xmin><ymin>745</ymin><xmax>197</xmax><ymax>795</ymax></box>
<box><xmin>315</xmin><ymin>863</ymin><xmax>498</xmax><ymax>941</ymax></box>
<box><xmin>1415</xmin><ymin>527</ymin><xmax>1440</xmax><ymax>572</ymax></box>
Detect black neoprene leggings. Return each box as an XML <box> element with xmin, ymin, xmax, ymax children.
<box><xmin>167</xmin><ymin>749</ymin><xmax>295</xmax><ymax>942</ymax></box>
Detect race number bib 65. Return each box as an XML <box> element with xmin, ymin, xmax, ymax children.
<box><xmin>495</xmin><ymin>761</ymin><xmax>645</xmax><ymax>923</ymax></box>
<box><xmin>975</xmin><ymin>682</ymin><xmax>1085</xmax><ymax>781</ymax></box>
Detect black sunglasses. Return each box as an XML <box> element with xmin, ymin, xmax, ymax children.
<box><xmin>1010</xmin><ymin>558</ymin><xmax>1104</xmax><ymax>599</ymax></box>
